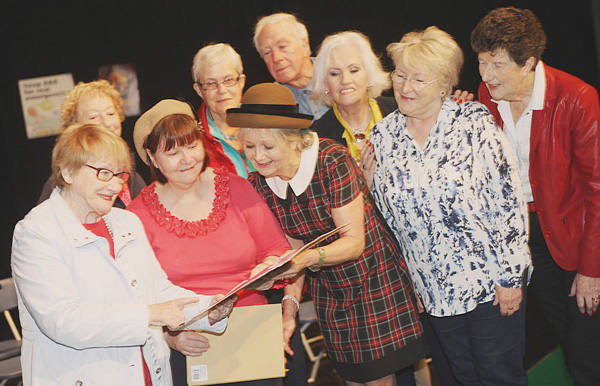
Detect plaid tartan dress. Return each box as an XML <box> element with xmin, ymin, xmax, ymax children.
<box><xmin>250</xmin><ymin>138</ymin><xmax>424</xmax><ymax>367</ymax></box>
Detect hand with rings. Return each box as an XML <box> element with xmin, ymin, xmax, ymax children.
<box><xmin>569</xmin><ymin>273</ymin><xmax>600</xmax><ymax>315</ymax></box>
<box><xmin>494</xmin><ymin>285</ymin><xmax>523</xmax><ymax>316</ymax></box>
<box><xmin>359</xmin><ymin>143</ymin><xmax>376</xmax><ymax>189</ymax></box>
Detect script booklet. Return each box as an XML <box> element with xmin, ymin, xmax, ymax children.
<box><xmin>177</xmin><ymin>223</ymin><xmax>348</xmax><ymax>330</ymax></box>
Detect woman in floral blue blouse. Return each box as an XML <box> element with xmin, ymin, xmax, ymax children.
<box><xmin>369</xmin><ymin>26</ymin><xmax>532</xmax><ymax>386</ymax></box>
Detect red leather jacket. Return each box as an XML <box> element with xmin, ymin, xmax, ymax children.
<box><xmin>479</xmin><ymin>63</ymin><xmax>600</xmax><ymax>277</ymax></box>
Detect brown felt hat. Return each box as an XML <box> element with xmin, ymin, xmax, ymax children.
<box><xmin>133</xmin><ymin>99</ymin><xmax>196</xmax><ymax>164</ymax></box>
<box><xmin>226</xmin><ymin>83</ymin><xmax>313</xmax><ymax>129</ymax></box>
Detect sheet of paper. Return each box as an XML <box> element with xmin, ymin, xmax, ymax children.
<box><xmin>177</xmin><ymin>223</ymin><xmax>348</xmax><ymax>330</ymax></box>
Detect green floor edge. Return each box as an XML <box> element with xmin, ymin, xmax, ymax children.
<box><xmin>526</xmin><ymin>347</ymin><xmax>573</xmax><ymax>386</ymax></box>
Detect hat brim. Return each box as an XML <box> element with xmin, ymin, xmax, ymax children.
<box><xmin>227</xmin><ymin>108</ymin><xmax>313</xmax><ymax>129</ymax></box>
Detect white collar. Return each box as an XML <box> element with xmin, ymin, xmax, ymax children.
<box><xmin>528</xmin><ymin>61</ymin><xmax>546</xmax><ymax>110</ymax></box>
<box><xmin>266</xmin><ymin>132</ymin><xmax>319</xmax><ymax>199</ymax></box>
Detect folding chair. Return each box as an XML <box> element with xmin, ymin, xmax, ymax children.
<box><xmin>298</xmin><ymin>300</ymin><xmax>326</xmax><ymax>383</ymax></box>
<box><xmin>0</xmin><ymin>278</ymin><xmax>22</xmax><ymax>386</ymax></box>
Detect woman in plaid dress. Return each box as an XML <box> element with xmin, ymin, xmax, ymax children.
<box><xmin>228</xmin><ymin>83</ymin><xmax>427</xmax><ymax>385</ymax></box>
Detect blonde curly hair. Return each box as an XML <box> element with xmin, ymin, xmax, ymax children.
<box><xmin>60</xmin><ymin>80</ymin><xmax>125</xmax><ymax>128</ymax></box>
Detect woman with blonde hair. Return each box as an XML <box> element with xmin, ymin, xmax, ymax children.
<box><xmin>230</xmin><ymin>83</ymin><xmax>428</xmax><ymax>386</ymax></box>
<box><xmin>38</xmin><ymin>79</ymin><xmax>145</xmax><ymax>207</ymax></box>
<box><xmin>369</xmin><ymin>26</ymin><xmax>531</xmax><ymax>385</ymax></box>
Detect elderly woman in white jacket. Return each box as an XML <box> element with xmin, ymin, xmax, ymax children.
<box><xmin>12</xmin><ymin>124</ymin><xmax>234</xmax><ymax>386</ymax></box>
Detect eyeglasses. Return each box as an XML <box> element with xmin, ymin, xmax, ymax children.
<box><xmin>391</xmin><ymin>70</ymin><xmax>438</xmax><ymax>90</ymax></box>
<box><xmin>195</xmin><ymin>75</ymin><xmax>245</xmax><ymax>91</ymax></box>
<box><xmin>86</xmin><ymin>165</ymin><xmax>130</xmax><ymax>183</ymax></box>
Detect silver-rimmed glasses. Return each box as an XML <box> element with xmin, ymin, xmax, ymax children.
<box><xmin>391</xmin><ymin>70</ymin><xmax>438</xmax><ymax>90</ymax></box>
<box><xmin>86</xmin><ymin>165</ymin><xmax>130</xmax><ymax>183</ymax></box>
<box><xmin>195</xmin><ymin>75</ymin><xmax>245</xmax><ymax>91</ymax></box>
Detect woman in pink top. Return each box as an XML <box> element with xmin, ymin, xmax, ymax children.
<box><xmin>128</xmin><ymin>100</ymin><xmax>297</xmax><ymax>385</ymax></box>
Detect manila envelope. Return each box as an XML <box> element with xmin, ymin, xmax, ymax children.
<box><xmin>187</xmin><ymin>303</ymin><xmax>285</xmax><ymax>385</ymax></box>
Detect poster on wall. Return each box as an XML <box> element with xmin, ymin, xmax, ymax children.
<box><xmin>99</xmin><ymin>63</ymin><xmax>141</xmax><ymax>117</ymax></box>
<box><xmin>18</xmin><ymin>73</ymin><xmax>75</xmax><ymax>139</ymax></box>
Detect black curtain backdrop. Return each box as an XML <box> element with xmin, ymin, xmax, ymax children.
<box><xmin>1</xmin><ymin>0</ymin><xmax>598</xmax><ymax>278</ymax></box>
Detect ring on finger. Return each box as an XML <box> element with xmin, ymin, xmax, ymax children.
<box><xmin>507</xmin><ymin>307</ymin><xmax>514</xmax><ymax>310</ymax></box>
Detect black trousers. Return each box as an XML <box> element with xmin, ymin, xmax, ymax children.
<box><xmin>528</xmin><ymin>211</ymin><xmax>600</xmax><ymax>385</ymax></box>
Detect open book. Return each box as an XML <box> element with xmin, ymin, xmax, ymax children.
<box><xmin>177</xmin><ymin>223</ymin><xmax>348</xmax><ymax>330</ymax></box>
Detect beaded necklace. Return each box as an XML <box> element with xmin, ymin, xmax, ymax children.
<box><xmin>102</xmin><ymin>216</ymin><xmax>114</xmax><ymax>240</ymax></box>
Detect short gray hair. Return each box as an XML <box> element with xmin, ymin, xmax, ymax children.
<box><xmin>253</xmin><ymin>13</ymin><xmax>310</xmax><ymax>57</ymax></box>
<box><xmin>192</xmin><ymin>43</ymin><xmax>243</xmax><ymax>83</ymax></box>
<box><xmin>312</xmin><ymin>31</ymin><xmax>391</xmax><ymax>106</ymax></box>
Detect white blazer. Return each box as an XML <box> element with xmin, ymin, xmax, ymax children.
<box><xmin>12</xmin><ymin>188</ymin><xmax>227</xmax><ymax>386</ymax></box>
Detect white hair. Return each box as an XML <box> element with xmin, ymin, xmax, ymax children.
<box><xmin>312</xmin><ymin>31</ymin><xmax>390</xmax><ymax>106</ymax></box>
<box><xmin>191</xmin><ymin>43</ymin><xmax>243</xmax><ymax>83</ymax></box>
<box><xmin>253</xmin><ymin>13</ymin><xmax>310</xmax><ymax>56</ymax></box>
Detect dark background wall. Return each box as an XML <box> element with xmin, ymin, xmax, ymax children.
<box><xmin>1</xmin><ymin>0</ymin><xmax>598</xmax><ymax>279</ymax></box>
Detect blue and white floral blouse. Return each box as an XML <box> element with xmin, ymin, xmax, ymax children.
<box><xmin>370</xmin><ymin>100</ymin><xmax>531</xmax><ymax>317</ymax></box>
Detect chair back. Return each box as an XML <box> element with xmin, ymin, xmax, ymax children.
<box><xmin>0</xmin><ymin>279</ymin><xmax>17</xmax><ymax>313</ymax></box>
<box><xmin>0</xmin><ymin>278</ymin><xmax>20</xmax><ymax>341</ymax></box>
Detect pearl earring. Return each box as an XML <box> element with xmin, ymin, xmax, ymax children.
<box><xmin>325</xmin><ymin>89</ymin><xmax>329</xmax><ymax>94</ymax></box>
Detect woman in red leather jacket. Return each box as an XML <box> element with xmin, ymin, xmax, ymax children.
<box><xmin>471</xmin><ymin>7</ymin><xmax>600</xmax><ymax>385</ymax></box>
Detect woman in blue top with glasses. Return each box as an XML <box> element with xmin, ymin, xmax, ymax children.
<box><xmin>370</xmin><ymin>26</ymin><xmax>532</xmax><ymax>386</ymax></box>
<box><xmin>192</xmin><ymin>43</ymin><xmax>256</xmax><ymax>178</ymax></box>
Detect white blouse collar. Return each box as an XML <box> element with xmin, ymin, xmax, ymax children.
<box><xmin>266</xmin><ymin>132</ymin><xmax>319</xmax><ymax>199</ymax></box>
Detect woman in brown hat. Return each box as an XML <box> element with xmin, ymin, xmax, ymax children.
<box><xmin>129</xmin><ymin>99</ymin><xmax>296</xmax><ymax>385</ymax></box>
<box><xmin>229</xmin><ymin>83</ymin><xmax>428</xmax><ymax>386</ymax></box>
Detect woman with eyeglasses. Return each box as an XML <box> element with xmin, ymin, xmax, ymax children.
<box><xmin>38</xmin><ymin>80</ymin><xmax>146</xmax><ymax>207</ymax></box>
<box><xmin>369</xmin><ymin>26</ymin><xmax>532</xmax><ymax>385</ymax></box>
<box><xmin>12</xmin><ymin>124</ymin><xmax>233</xmax><ymax>386</ymax></box>
<box><xmin>192</xmin><ymin>43</ymin><xmax>256</xmax><ymax>178</ymax></box>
